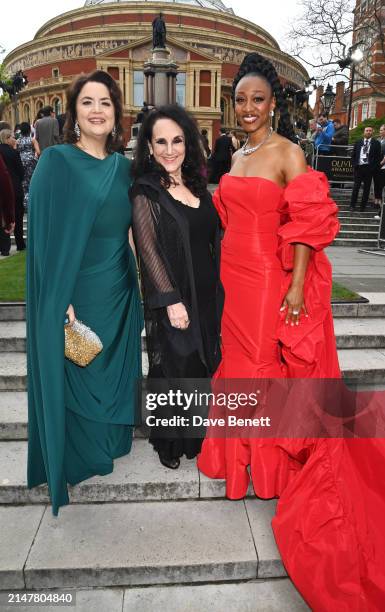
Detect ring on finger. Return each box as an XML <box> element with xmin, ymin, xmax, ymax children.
<box><xmin>293</xmin><ymin>310</ymin><xmax>299</xmax><ymax>315</ymax></box>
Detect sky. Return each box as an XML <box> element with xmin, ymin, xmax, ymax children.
<box><xmin>1</xmin><ymin>0</ymin><xmax>301</xmax><ymax>57</ymax></box>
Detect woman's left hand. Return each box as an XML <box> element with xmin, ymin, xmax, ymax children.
<box><xmin>280</xmin><ymin>284</ymin><xmax>308</xmax><ymax>326</ymax></box>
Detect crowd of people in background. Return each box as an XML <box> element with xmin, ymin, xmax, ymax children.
<box><xmin>299</xmin><ymin>115</ymin><xmax>385</xmax><ymax>219</ymax></box>
<box><xmin>1</xmin><ymin>100</ymin><xmax>384</xmax><ymax>259</ymax></box>
<box><xmin>0</xmin><ymin>105</ymin><xmax>60</xmax><ymax>256</ymax></box>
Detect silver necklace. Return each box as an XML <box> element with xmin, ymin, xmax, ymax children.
<box><xmin>241</xmin><ymin>127</ymin><xmax>273</xmax><ymax>156</ymax></box>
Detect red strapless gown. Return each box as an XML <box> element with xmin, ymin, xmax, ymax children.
<box><xmin>197</xmin><ymin>170</ymin><xmax>385</xmax><ymax>611</ymax></box>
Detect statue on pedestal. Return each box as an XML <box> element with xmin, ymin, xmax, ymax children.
<box><xmin>152</xmin><ymin>12</ymin><xmax>167</xmax><ymax>49</ymax></box>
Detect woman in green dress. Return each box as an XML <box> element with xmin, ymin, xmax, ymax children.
<box><xmin>27</xmin><ymin>70</ymin><xmax>143</xmax><ymax>516</ymax></box>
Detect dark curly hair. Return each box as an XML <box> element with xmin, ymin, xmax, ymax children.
<box><xmin>64</xmin><ymin>70</ymin><xmax>124</xmax><ymax>153</ymax></box>
<box><xmin>132</xmin><ymin>104</ymin><xmax>207</xmax><ymax>197</ymax></box>
<box><xmin>232</xmin><ymin>52</ymin><xmax>295</xmax><ymax>142</ymax></box>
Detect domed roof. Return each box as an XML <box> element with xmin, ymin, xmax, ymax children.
<box><xmin>84</xmin><ymin>0</ymin><xmax>234</xmax><ymax>13</ymax></box>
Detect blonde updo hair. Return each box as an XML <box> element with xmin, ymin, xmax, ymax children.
<box><xmin>0</xmin><ymin>129</ymin><xmax>13</xmax><ymax>144</ymax></box>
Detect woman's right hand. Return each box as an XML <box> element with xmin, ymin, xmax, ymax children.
<box><xmin>65</xmin><ymin>304</ymin><xmax>76</xmax><ymax>325</ymax></box>
<box><xmin>167</xmin><ymin>302</ymin><xmax>190</xmax><ymax>330</ymax></box>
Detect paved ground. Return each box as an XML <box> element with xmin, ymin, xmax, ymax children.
<box><xmin>327</xmin><ymin>246</ymin><xmax>385</xmax><ymax>292</ymax></box>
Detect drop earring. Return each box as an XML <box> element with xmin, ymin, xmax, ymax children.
<box><xmin>74</xmin><ymin>120</ymin><xmax>81</xmax><ymax>140</ymax></box>
<box><xmin>111</xmin><ymin>125</ymin><xmax>116</xmax><ymax>137</ymax></box>
<box><xmin>269</xmin><ymin>109</ymin><xmax>275</xmax><ymax>130</ymax></box>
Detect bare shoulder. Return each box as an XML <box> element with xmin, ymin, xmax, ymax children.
<box><xmin>279</xmin><ymin>139</ymin><xmax>307</xmax><ymax>183</ymax></box>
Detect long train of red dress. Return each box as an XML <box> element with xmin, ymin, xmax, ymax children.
<box><xmin>197</xmin><ymin>170</ymin><xmax>385</xmax><ymax>611</ymax></box>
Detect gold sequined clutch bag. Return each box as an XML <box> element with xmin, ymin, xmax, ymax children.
<box><xmin>64</xmin><ymin>319</ymin><xmax>103</xmax><ymax>367</ymax></box>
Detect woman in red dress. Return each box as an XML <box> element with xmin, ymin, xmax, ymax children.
<box><xmin>197</xmin><ymin>53</ymin><xmax>385</xmax><ymax>610</ymax></box>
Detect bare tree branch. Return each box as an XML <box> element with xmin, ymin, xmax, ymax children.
<box><xmin>283</xmin><ymin>0</ymin><xmax>385</xmax><ymax>92</ymax></box>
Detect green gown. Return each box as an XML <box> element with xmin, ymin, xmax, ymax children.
<box><xmin>27</xmin><ymin>144</ymin><xmax>143</xmax><ymax>515</ymax></box>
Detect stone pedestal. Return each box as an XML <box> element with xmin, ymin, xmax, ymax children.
<box><xmin>144</xmin><ymin>47</ymin><xmax>178</xmax><ymax>107</ymax></box>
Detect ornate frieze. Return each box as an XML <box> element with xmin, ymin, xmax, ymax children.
<box><xmin>8</xmin><ymin>39</ymin><xmax>130</xmax><ymax>73</ymax></box>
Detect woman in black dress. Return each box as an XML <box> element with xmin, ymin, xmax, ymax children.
<box><xmin>132</xmin><ymin>105</ymin><xmax>223</xmax><ymax>469</ymax></box>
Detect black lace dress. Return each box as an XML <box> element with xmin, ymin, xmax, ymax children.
<box><xmin>131</xmin><ymin>175</ymin><xmax>223</xmax><ymax>460</ymax></box>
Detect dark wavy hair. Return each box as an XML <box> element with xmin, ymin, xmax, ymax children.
<box><xmin>64</xmin><ymin>70</ymin><xmax>124</xmax><ymax>153</ymax></box>
<box><xmin>232</xmin><ymin>53</ymin><xmax>295</xmax><ymax>142</ymax></box>
<box><xmin>132</xmin><ymin>104</ymin><xmax>207</xmax><ymax>197</ymax></box>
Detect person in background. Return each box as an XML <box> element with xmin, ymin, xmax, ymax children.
<box><xmin>350</xmin><ymin>126</ymin><xmax>382</xmax><ymax>211</ymax></box>
<box><xmin>230</xmin><ymin>130</ymin><xmax>240</xmax><ymax>151</ymax></box>
<box><xmin>209</xmin><ymin>127</ymin><xmax>233</xmax><ymax>183</ymax></box>
<box><xmin>0</xmin><ymin>129</ymin><xmax>25</xmax><ymax>251</ymax></box>
<box><xmin>56</xmin><ymin>113</ymin><xmax>67</xmax><ymax>143</ymax></box>
<box><xmin>0</xmin><ymin>152</ymin><xmax>15</xmax><ymax>256</ymax></box>
<box><xmin>35</xmin><ymin>105</ymin><xmax>60</xmax><ymax>152</ymax></box>
<box><xmin>14</xmin><ymin>124</ymin><xmax>21</xmax><ymax>140</ymax></box>
<box><xmin>31</xmin><ymin>110</ymin><xmax>44</xmax><ymax>138</ymax></box>
<box><xmin>200</xmin><ymin>128</ymin><xmax>211</xmax><ymax>157</ymax></box>
<box><xmin>298</xmin><ymin>120</ymin><xmax>317</xmax><ymax>165</ymax></box>
<box><xmin>314</xmin><ymin>112</ymin><xmax>335</xmax><ymax>154</ymax></box>
<box><xmin>332</xmin><ymin>119</ymin><xmax>349</xmax><ymax>152</ymax></box>
<box><xmin>374</xmin><ymin>123</ymin><xmax>385</xmax><ymax>219</ymax></box>
<box><xmin>17</xmin><ymin>122</ymin><xmax>40</xmax><ymax>209</ymax></box>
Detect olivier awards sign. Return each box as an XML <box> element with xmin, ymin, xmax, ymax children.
<box><xmin>315</xmin><ymin>155</ymin><xmax>354</xmax><ymax>183</ymax></box>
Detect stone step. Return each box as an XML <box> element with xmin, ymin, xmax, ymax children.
<box><xmin>338</xmin><ymin>216</ymin><xmax>380</xmax><ymax>224</ymax></box>
<box><xmin>1</xmin><ymin>349</ymin><xmax>385</xmax><ymax>391</ymax></box>
<box><xmin>340</xmin><ymin>223</ymin><xmax>380</xmax><ymax>230</ymax></box>
<box><xmin>334</xmin><ymin>318</ymin><xmax>385</xmax><ymax>348</ymax></box>
<box><xmin>2</xmin><ymin>318</ymin><xmax>385</xmax><ymax>353</ymax></box>
<box><xmin>0</xmin><ymin>304</ymin><xmax>25</xmax><ymax>321</ymax></box>
<box><xmin>337</xmin><ymin>206</ymin><xmax>380</xmax><ymax>213</ymax></box>
<box><xmin>0</xmin><ymin>498</ymin><xmax>287</xmax><ymax>590</ymax></box>
<box><xmin>0</xmin><ymin>321</ymin><xmax>26</xmax><ymax>351</ymax></box>
<box><xmin>338</xmin><ymin>348</ymin><xmax>385</xmax><ymax>382</ymax></box>
<box><xmin>332</xmin><ymin>238</ymin><xmax>378</xmax><ymax>247</ymax></box>
<box><xmin>337</xmin><ymin>230</ymin><xmax>378</xmax><ymax>240</ymax></box>
<box><xmin>0</xmin><ymin>322</ymin><xmax>147</xmax><ymax>353</ymax></box>
<box><xmin>0</xmin><ymin>581</ymin><xmax>309</xmax><ymax>612</ymax></box>
<box><xmin>0</xmin><ymin>392</ymin><xmax>27</xmax><ymax>440</ymax></box>
<box><xmin>0</xmin><ymin>438</ymin><xmax>255</xmax><ymax>505</ymax></box>
<box><xmin>0</xmin><ymin>353</ymin><xmax>27</xmax><ymax>390</ymax></box>
<box><xmin>0</xmin><ymin>439</ymin><xmax>205</xmax><ymax>505</ymax></box>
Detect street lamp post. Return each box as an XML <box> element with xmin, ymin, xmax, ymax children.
<box><xmin>322</xmin><ymin>83</ymin><xmax>336</xmax><ymax>117</ymax></box>
<box><xmin>338</xmin><ymin>45</ymin><xmax>364</xmax><ymax>130</ymax></box>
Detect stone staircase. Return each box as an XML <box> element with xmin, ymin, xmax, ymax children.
<box><xmin>1</xmin><ymin>298</ymin><xmax>385</xmax><ymax>610</ymax></box>
<box><xmin>330</xmin><ymin>188</ymin><xmax>380</xmax><ymax>248</ymax></box>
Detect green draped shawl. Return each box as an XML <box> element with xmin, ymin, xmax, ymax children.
<box><xmin>27</xmin><ymin>144</ymin><xmax>121</xmax><ymax>515</ymax></box>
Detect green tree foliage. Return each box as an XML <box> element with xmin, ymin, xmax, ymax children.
<box><xmin>349</xmin><ymin>117</ymin><xmax>385</xmax><ymax>143</ymax></box>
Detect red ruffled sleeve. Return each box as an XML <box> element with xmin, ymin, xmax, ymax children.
<box><xmin>277</xmin><ymin>169</ymin><xmax>341</xmax><ymax>378</ymax></box>
<box><xmin>278</xmin><ymin>168</ymin><xmax>340</xmax><ymax>269</ymax></box>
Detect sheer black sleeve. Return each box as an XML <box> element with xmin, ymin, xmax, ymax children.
<box><xmin>132</xmin><ymin>191</ymin><xmax>182</xmax><ymax>309</ymax></box>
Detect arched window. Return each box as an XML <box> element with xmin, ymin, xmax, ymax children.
<box><xmin>36</xmin><ymin>100</ymin><xmax>44</xmax><ymax>113</ymax></box>
<box><xmin>133</xmin><ymin>71</ymin><xmax>144</xmax><ymax>107</ymax></box>
<box><xmin>24</xmin><ymin>103</ymin><xmax>30</xmax><ymax>122</ymax></box>
<box><xmin>52</xmin><ymin>98</ymin><xmax>62</xmax><ymax>116</ymax></box>
<box><xmin>176</xmin><ymin>73</ymin><xmax>186</xmax><ymax>107</ymax></box>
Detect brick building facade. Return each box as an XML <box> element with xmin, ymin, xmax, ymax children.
<box><xmin>350</xmin><ymin>0</ymin><xmax>385</xmax><ymax>127</ymax></box>
<box><xmin>2</xmin><ymin>0</ymin><xmax>308</xmax><ymax>146</ymax></box>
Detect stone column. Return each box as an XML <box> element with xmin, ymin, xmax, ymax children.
<box><xmin>210</xmin><ymin>70</ymin><xmax>216</xmax><ymax>108</ymax></box>
<box><xmin>144</xmin><ymin>47</ymin><xmax>178</xmax><ymax>107</ymax></box>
